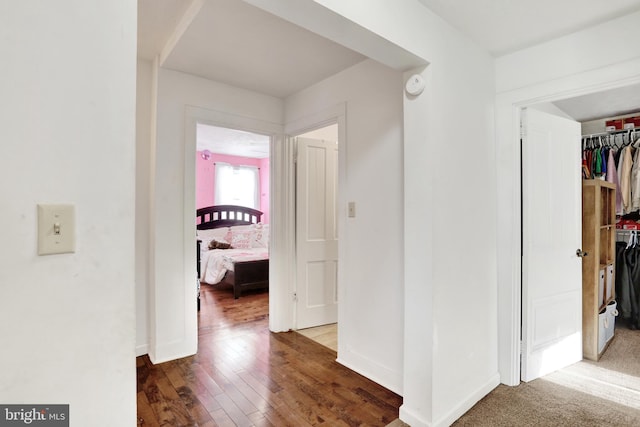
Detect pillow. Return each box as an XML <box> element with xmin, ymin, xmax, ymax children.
<box><xmin>197</xmin><ymin>227</ymin><xmax>229</xmax><ymax>242</ymax></box>
<box><xmin>252</xmin><ymin>223</ymin><xmax>269</xmax><ymax>248</ymax></box>
<box><xmin>229</xmin><ymin>228</ymin><xmax>255</xmax><ymax>249</ymax></box>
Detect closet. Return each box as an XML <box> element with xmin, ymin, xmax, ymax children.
<box><xmin>581</xmin><ymin>118</ymin><xmax>640</xmax><ymax>360</ymax></box>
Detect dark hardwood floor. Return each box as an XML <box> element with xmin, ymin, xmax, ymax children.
<box><xmin>137</xmin><ymin>283</ymin><xmax>402</xmax><ymax>426</ymax></box>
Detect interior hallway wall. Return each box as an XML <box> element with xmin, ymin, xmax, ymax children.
<box><xmin>286</xmin><ymin>58</ymin><xmax>405</xmax><ymax>394</ymax></box>
<box><xmin>0</xmin><ymin>1</ymin><xmax>138</xmax><ymax>425</ymax></box>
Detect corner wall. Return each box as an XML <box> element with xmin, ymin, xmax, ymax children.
<box><xmin>0</xmin><ymin>2</ymin><xmax>137</xmax><ymax>425</ymax></box>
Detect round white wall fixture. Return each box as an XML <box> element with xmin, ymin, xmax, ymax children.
<box><xmin>405</xmin><ymin>74</ymin><xmax>425</xmax><ymax>96</ymax></box>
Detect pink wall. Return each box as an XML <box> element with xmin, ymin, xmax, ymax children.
<box><xmin>196</xmin><ymin>151</ymin><xmax>270</xmax><ymax>223</ymax></box>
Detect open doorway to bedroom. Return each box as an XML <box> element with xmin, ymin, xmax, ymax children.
<box><xmin>195</xmin><ymin>123</ymin><xmax>271</xmax><ymax>329</ymax></box>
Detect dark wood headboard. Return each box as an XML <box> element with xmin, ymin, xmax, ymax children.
<box><xmin>196</xmin><ymin>205</ymin><xmax>263</xmax><ymax>230</ymax></box>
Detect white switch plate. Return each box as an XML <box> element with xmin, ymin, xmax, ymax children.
<box><xmin>38</xmin><ymin>204</ymin><xmax>76</xmax><ymax>255</ymax></box>
<box><xmin>348</xmin><ymin>201</ymin><xmax>356</xmax><ymax>218</ymax></box>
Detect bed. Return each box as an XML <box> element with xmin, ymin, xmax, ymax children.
<box><xmin>196</xmin><ymin>205</ymin><xmax>269</xmax><ymax>299</ymax></box>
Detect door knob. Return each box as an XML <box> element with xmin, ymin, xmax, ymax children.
<box><xmin>576</xmin><ymin>249</ymin><xmax>588</xmax><ymax>257</ymax></box>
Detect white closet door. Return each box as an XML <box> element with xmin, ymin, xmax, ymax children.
<box><xmin>295</xmin><ymin>137</ymin><xmax>338</xmax><ymax>329</ymax></box>
<box><xmin>521</xmin><ymin>108</ymin><xmax>582</xmax><ymax>382</ymax></box>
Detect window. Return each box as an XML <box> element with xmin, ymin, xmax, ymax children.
<box><xmin>214</xmin><ymin>162</ymin><xmax>259</xmax><ymax>209</ymax></box>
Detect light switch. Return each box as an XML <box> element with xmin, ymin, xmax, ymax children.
<box><xmin>38</xmin><ymin>204</ymin><xmax>76</xmax><ymax>255</ymax></box>
<box><xmin>348</xmin><ymin>202</ymin><xmax>356</xmax><ymax>218</ymax></box>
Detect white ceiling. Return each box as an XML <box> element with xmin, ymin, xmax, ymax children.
<box><xmin>197</xmin><ymin>124</ymin><xmax>270</xmax><ymax>158</ymax></box>
<box><xmin>553</xmin><ymin>83</ymin><xmax>640</xmax><ymax>122</ymax></box>
<box><xmin>139</xmin><ymin>0</ymin><xmax>640</xmax><ymax>146</ymax></box>
<box><xmin>417</xmin><ymin>0</ymin><xmax>640</xmax><ymax>56</ymax></box>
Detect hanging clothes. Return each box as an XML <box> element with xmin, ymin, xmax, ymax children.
<box><xmin>618</xmin><ymin>146</ymin><xmax>633</xmax><ymax>214</ymax></box>
<box><xmin>606</xmin><ymin>149</ymin><xmax>624</xmax><ymax>215</ymax></box>
<box><xmin>631</xmin><ymin>147</ymin><xmax>640</xmax><ymax>211</ymax></box>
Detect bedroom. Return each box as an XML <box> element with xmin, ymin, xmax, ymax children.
<box><xmin>195</xmin><ymin>124</ymin><xmax>271</xmax><ymax>300</ymax></box>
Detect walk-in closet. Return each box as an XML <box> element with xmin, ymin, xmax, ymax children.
<box><xmin>521</xmin><ymin>86</ymin><xmax>640</xmax><ymax>387</ymax></box>
<box><xmin>581</xmin><ymin>115</ymin><xmax>640</xmax><ymax>359</ymax></box>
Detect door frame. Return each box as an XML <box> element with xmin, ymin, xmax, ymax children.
<box><xmin>497</xmin><ymin>62</ymin><xmax>640</xmax><ymax>386</ymax></box>
<box><xmin>184</xmin><ymin>105</ymin><xmax>284</xmax><ymax>330</ymax></box>
<box><xmin>285</xmin><ymin>104</ymin><xmax>346</xmax><ymax>332</ymax></box>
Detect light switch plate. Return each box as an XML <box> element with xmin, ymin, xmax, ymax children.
<box><xmin>38</xmin><ymin>204</ymin><xmax>76</xmax><ymax>255</ymax></box>
<box><xmin>348</xmin><ymin>202</ymin><xmax>356</xmax><ymax>218</ymax></box>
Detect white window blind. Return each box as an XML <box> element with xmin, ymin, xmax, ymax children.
<box><xmin>214</xmin><ymin>162</ymin><xmax>259</xmax><ymax>209</ymax></box>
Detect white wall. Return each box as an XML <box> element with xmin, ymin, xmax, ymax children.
<box><xmin>270</xmin><ymin>2</ymin><xmax>500</xmax><ymax>426</ymax></box>
<box><xmin>148</xmin><ymin>68</ymin><xmax>283</xmax><ymax>363</ymax></box>
<box><xmin>496</xmin><ymin>12</ymin><xmax>640</xmax><ymax>94</ymax></box>
<box><xmin>0</xmin><ymin>1</ymin><xmax>137</xmax><ymax>426</ymax></box>
<box><xmin>495</xmin><ymin>10</ymin><xmax>640</xmax><ymax>386</ymax></box>
<box><xmin>286</xmin><ymin>59</ymin><xmax>406</xmax><ymax>393</ymax></box>
<box><xmin>136</xmin><ymin>59</ymin><xmax>153</xmax><ymax>356</ymax></box>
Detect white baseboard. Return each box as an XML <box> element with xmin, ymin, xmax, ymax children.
<box><xmin>135</xmin><ymin>343</ymin><xmax>149</xmax><ymax>357</ymax></box>
<box><xmin>399</xmin><ymin>404</ymin><xmax>432</xmax><ymax>427</ymax></box>
<box><xmin>433</xmin><ymin>373</ymin><xmax>500</xmax><ymax>427</ymax></box>
<box><xmin>399</xmin><ymin>373</ymin><xmax>500</xmax><ymax>427</ymax></box>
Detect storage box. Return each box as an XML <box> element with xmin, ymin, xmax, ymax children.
<box><xmin>598</xmin><ymin>308</ymin><xmax>608</xmax><ymax>354</ymax></box>
<box><xmin>606</xmin><ymin>119</ymin><xmax>624</xmax><ymax>130</ymax></box>
<box><xmin>606</xmin><ymin>264</ymin><xmax>614</xmax><ymax>302</ymax></box>
<box><xmin>598</xmin><ymin>268</ymin><xmax>605</xmax><ymax>308</ymax></box>
<box><xmin>605</xmin><ymin>300</ymin><xmax>617</xmax><ymax>343</ymax></box>
<box><xmin>624</xmin><ymin>116</ymin><xmax>640</xmax><ymax>127</ymax></box>
<box><xmin>615</xmin><ymin>219</ymin><xmax>640</xmax><ymax>230</ymax></box>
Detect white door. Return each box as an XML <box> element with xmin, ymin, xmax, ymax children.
<box><xmin>295</xmin><ymin>137</ymin><xmax>338</xmax><ymax>329</ymax></box>
<box><xmin>521</xmin><ymin>108</ymin><xmax>583</xmax><ymax>382</ymax></box>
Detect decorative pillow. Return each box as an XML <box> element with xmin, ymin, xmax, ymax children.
<box><xmin>229</xmin><ymin>228</ymin><xmax>255</xmax><ymax>249</ymax></box>
<box><xmin>197</xmin><ymin>227</ymin><xmax>230</xmax><ymax>242</ymax></box>
<box><xmin>208</xmin><ymin>239</ymin><xmax>232</xmax><ymax>250</ymax></box>
<box><xmin>252</xmin><ymin>223</ymin><xmax>269</xmax><ymax>248</ymax></box>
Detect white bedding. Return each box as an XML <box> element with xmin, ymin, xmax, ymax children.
<box><xmin>199</xmin><ymin>247</ymin><xmax>269</xmax><ymax>285</ymax></box>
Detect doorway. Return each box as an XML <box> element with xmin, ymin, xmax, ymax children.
<box><xmin>294</xmin><ymin>124</ymin><xmax>340</xmax><ymax>350</ymax></box>
<box><xmin>195</xmin><ymin>123</ymin><xmax>271</xmax><ymax>309</ymax></box>
<box><xmin>519</xmin><ymin>93</ymin><xmax>640</xmax><ymax>387</ymax></box>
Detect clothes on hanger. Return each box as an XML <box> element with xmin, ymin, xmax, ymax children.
<box><xmin>583</xmin><ymin>128</ymin><xmax>640</xmax><ymax>215</ymax></box>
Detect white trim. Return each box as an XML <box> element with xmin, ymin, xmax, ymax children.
<box><xmin>336</xmin><ymin>350</ymin><xmax>402</xmax><ymax>395</ymax></box>
<box><xmin>399</xmin><ymin>405</ymin><xmax>431</xmax><ymax>427</ymax></box>
<box><xmin>497</xmin><ymin>58</ymin><xmax>640</xmax><ymax>386</ymax></box>
<box><xmin>135</xmin><ymin>344</ymin><xmax>149</xmax><ymax>357</ymax></box>
<box><xmin>269</xmin><ymin>133</ymin><xmax>296</xmax><ymax>332</ymax></box>
<box><xmin>434</xmin><ymin>374</ymin><xmax>501</xmax><ymax>427</ymax></box>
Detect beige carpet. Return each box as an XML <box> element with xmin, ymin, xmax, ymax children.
<box><xmin>388</xmin><ymin>323</ymin><xmax>640</xmax><ymax>426</ymax></box>
<box><xmin>454</xmin><ymin>323</ymin><xmax>640</xmax><ymax>426</ymax></box>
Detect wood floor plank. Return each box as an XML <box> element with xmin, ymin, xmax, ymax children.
<box><xmin>136</xmin><ymin>390</ymin><xmax>160</xmax><ymax>427</ymax></box>
<box><xmin>137</xmin><ymin>284</ymin><xmax>402</xmax><ymax>426</ymax></box>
